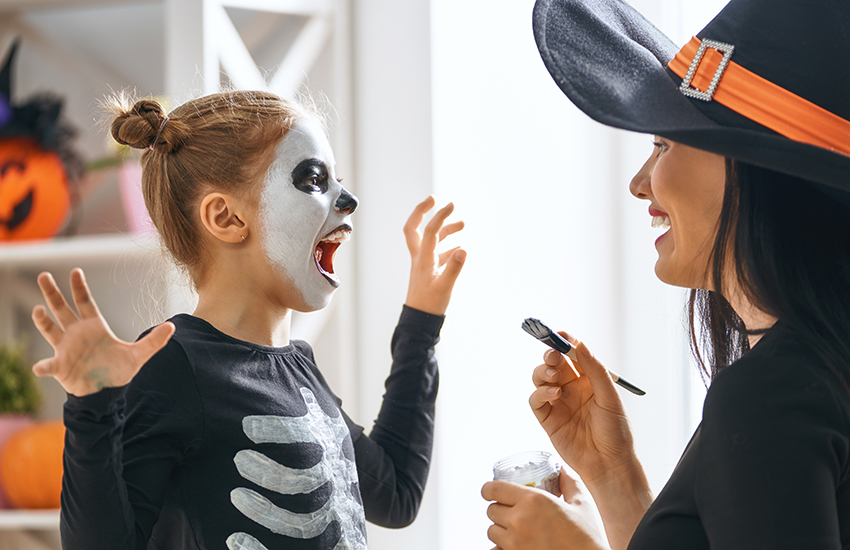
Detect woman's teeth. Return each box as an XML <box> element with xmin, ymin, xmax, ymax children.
<box><xmin>651</xmin><ymin>215</ymin><xmax>671</xmax><ymax>230</ymax></box>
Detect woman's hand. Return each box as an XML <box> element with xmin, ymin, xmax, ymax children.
<box><xmin>530</xmin><ymin>339</ymin><xmax>652</xmax><ymax>549</ymax></box>
<box><xmin>482</xmin><ymin>467</ymin><xmax>609</xmax><ymax>550</ymax></box>
<box><xmin>530</xmin><ymin>338</ymin><xmax>638</xmax><ymax>483</ymax></box>
<box><xmin>403</xmin><ymin>196</ymin><xmax>466</xmax><ymax>316</ymax></box>
<box><xmin>31</xmin><ymin>268</ymin><xmax>175</xmax><ymax>397</ymax></box>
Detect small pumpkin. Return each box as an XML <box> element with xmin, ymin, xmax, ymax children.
<box><xmin>0</xmin><ymin>420</ymin><xmax>64</xmax><ymax>509</ymax></box>
<box><xmin>0</xmin><ymin>137</ymin><xmax>69</xmax><ymax>241</ymax></box>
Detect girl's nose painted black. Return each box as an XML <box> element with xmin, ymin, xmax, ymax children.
<box><xmin>335</xmin><ymin>189</ymin><xmax>359</xmax><ymax>214</ymax></box>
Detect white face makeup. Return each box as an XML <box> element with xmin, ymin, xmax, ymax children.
<box><xmin>258</xmin><ymin>118</ymin><xmax>357</xmax><ymax>311</ymax></box>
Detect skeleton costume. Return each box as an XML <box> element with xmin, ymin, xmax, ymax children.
<box><xmin>61</xmin><ymin>305</ymin><xmax>442</xmax><ymax>550</ymax></box>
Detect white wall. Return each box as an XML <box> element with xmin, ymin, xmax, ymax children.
<box><xmin>351</xmin><ymin>0</ymin><xmax>727</xmax><ymax>548</ymax></box>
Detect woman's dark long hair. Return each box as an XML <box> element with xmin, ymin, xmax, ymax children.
<box><xmin>688</xmin><ymin>159</ymin><xmax>850</xmax><ymax>393</ymax></box>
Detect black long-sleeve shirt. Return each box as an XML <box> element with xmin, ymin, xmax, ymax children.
<box><xmin>61</xmin><ymin>306</ymin><xmax>443</xmax><ymax>550</ymax></box>
<box><xmin>629</xmin><ymin>322</ymin><xmax>850</xmax><ymax>549</ymax></box>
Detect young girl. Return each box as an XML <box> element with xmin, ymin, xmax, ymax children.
<box><xmin>483</xmin><ymin>0</ymin><xmax>850</xmax><ymax>548</ymax></box>
<box><xmin>31</xmin><ymin>90</ymin><xmax>466</xmax><ymax>550</ymax></box>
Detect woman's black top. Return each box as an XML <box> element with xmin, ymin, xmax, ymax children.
<box><xmin>630</xmin><ymin>322</ymin><xmax>850</xmax><ymax>549</ymax></box>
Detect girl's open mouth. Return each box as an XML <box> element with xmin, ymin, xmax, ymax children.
<box><xmin>314</xmin><ymin>226</ymin><xmax>351</xmax><ymax>286</ymax></box>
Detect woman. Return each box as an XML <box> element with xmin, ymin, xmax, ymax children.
<box><xmin>482</xmin><ymin>0</ymin><xmax>850</xmax><ymax>548</ymax></box>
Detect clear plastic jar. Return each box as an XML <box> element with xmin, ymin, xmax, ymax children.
<box><xmin>493</xmin><ymin>450</ymin><xmax>560</xmax><ymax>495</ymax></box>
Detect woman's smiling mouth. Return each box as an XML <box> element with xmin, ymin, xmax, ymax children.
<box><xmin>649</xmin><ymin>207</ymin><xmax>670</xmax><ymax>230</ymax></box>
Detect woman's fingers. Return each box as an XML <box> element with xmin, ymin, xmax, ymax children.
<box><xmin>575</xmin><ymin>342</ymin><xmax>619</xmax><ymax>403</ymax></box>
<box><xmin>32</xmin><ymin>305</ymin><xmax>63</xmax><ymax>347</ymax></box>
<box><xmin>559</xmin><ymin>467</ymin><xmax>582</xmax><ymax>502</ymax></box>
<box><xmin>69</xmin><ymin>268</ymin><xmax>102</xmax><ymax>320</ymax></box>
<box><xmin>37</xmin><ymin>272</ymin><xmax>78</xmax><ymax>329</ymax></box>
<box><xmin>529</xmin><ymin>385</ymin><xmax>558</xmax><ymax>422</ymax></box>
<box><xmin>532</xmin><ymin>350</ymin><xmax>580</xmax><ymax>388</ymax></box>
<box><xmin>486</xmin><ymin>524</ymin><xmax>509</xmax><ymax>549</ymax></box>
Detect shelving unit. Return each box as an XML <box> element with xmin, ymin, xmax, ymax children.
<box><xmin>0</xmin><ymin>510</ymin><xmax>60</xmax><ymax>550</ymax></box>
<box><xmin>0</xmin><ymin>510</ymin><xmax>59</xmax><ymax>530</ymax></box>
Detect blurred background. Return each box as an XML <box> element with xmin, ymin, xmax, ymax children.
<box><xmin>0</xmin><ymin>0</ymin><xmax>727</xmax><ymax>548</ymax></box>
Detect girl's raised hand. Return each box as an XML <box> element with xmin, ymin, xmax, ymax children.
<box><xmin>403</xmin><ymin>196</ymin><xmax>466</xmax><ymax>316</ymax></box>
<box><xmin>31</xmin><ymin>268</ymin><xmax>174</xmax><ymax>397</ymax></box>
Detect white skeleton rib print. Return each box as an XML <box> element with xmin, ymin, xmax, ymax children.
<box><xmin>227</xmin><ymin>387</ymin><xmax>366</xmax><ymax>550</ymax></box>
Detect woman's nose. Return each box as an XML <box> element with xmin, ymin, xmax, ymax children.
<box><xmin>629</xmin><ymin>158</ymin><xmax>653</xmax><ymax>199</ymax></box>
<box><xmin>335</xmin><ymin>187</ymin><xmax>359</xmax><ymax>214</ymax></box>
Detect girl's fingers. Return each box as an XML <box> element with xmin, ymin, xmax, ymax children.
<box><xmin>438</xmin><ymin>220</ymin><xmax>465</xmax><ymax>242</ymax></box>
<box><xmin>32</xmin><ymin>305</ymin><xmax>63</xmax><ymax>347</ymax></box>
<box><xmin>403</xmin><ymin>196</ymin><xmax>436</xmax><ymax>253</ymax></box>
<box><xmin>420</xmin><ymin>202</ymin><xmax>455</xmax><ymax>251</ymax></box>
<box><xmin>437</xmin><ymin>246</ymin><xmax>462</xmax><ymax>267</ymax></box>
<box><xmin>69</xmin><ymin>268</ymin><xmax>102</xmax><ymax>320</ymax></box>
<box><xmin>32</xmin><ymin>357</ymin><xmax>57</xmax><ymax>378</ymax></box>
<box><xmin>439</xmin><ymin>248</ymin><xmax>466</xmax><ymax>284</ymax></box>
<box><xmin>37</xmin><ymin>272</ymin><xmax>78</xmax><ymax>329</ymax></box>
<box><xmin>131</xmin><ymin>322</ymin><xmax>175</xmax><ymax>366</ymax></box>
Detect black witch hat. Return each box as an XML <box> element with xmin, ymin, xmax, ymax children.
<box><xmin>0</xmin><ymin>40</ymin><xmax>83</xmax><ymax>181</ymax></box>
<box><xmin>532</xmin><ymin>0</ymin><xmax>850</xmax><ymax>196</ymax></box>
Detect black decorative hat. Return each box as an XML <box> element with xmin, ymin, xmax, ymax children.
<box><xmin>0</xmin><ymin>40</ymin><xmax>82</xmax><ymax>180</ymax></box>
<box><xmin>532</xmin><ymin>0</ymin><xmax>850</xmax><ymax>195</ymax></box>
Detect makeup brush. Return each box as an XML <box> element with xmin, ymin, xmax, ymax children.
<box><xmin>521</xmin><ymin>317</ymin><xmax>646</xmax><ymax>396</ymax></box>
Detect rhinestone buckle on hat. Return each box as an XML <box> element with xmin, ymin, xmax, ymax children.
<box><xmin>679</xmin><ymin>38</ymin><xmax>735</xmax><ymax>102</ymax></box>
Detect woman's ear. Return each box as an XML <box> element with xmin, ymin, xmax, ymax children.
<box><xmin>198</xmin><ymin>192</ymin><xmax>249</xmax><ymax>244</ymax></box>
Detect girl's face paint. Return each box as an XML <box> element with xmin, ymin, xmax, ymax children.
<box><xmin>258</xmin><ymin>119</ymin><xmax>357</xmax><ymax>311</ymax></box>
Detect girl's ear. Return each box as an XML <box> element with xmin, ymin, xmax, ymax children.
<box><xmin>198</xmin><ymin>192</ymin><xmax>249</xmax><ymax>244</ymax></box>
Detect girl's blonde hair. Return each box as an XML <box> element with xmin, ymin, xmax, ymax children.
<box><xmin>109</xmin><ymin>90</ymin><xmax>310</xmax><ymax>283</ymax></box>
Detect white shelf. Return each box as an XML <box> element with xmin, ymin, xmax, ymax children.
<box><xmin>0</xmin><ymin>509</ymin><xmax>60</xmax><ymax>530</ymax></box>
<box><xmin>0</xmin><ymin>233</ymin><xmax>161</xmax><ymax>270</ymax></box>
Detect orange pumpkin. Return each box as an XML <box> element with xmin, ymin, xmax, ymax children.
<box><xmin>0</xmin><ymin>137</ymin><xmax>70</xmax><ymax>241</ymax></box>
<box><xmin>0</xmin><ymin>420</ymin><xmax>64</xmax><ymax>509</ymax></box>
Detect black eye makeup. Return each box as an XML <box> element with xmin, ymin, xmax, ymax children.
<box><xmin>291</xmin><ymin>158</ymin><xmax>330</xmax><ymax>194</ymax></box>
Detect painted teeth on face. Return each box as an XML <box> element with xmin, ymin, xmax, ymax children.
<box><xmin>651</xmin><ymin>215</ymin><xmax>671</xmax><ymax>229</ymax></box>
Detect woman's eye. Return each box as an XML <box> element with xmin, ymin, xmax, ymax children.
<box><xmin>652</xmin><ymin>140</ymin><xmax>668</xmax><ymax>154</ymax></box>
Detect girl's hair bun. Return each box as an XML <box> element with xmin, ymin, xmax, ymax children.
<box><xmin>110</xmin><ymin>99</ymin><xmax>187</xmax><ymax>153</ymax></box>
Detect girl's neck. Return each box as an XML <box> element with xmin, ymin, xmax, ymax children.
<box><xmin>193</xmin><ymin>280</ymin><xmax>293</xmax><ymax>348</ymax></box>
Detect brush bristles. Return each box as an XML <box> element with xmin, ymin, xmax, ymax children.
<box><xmin>521</xmin><ymin>317</ymin><xmax>552</xmax><ymax>339</ymax></box>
